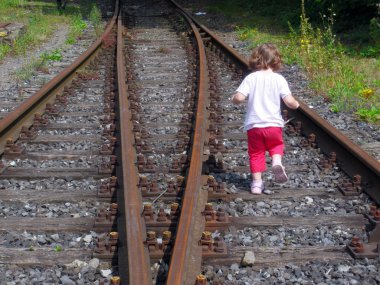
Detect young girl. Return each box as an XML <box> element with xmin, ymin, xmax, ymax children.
<box><xmin>232</xmin><ymin>43</ymin><xmax>299</xmax><ymax>194</ymax></box>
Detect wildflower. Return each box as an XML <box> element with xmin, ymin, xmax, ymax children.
<box><xmin>360</xmin><ymin>88</ymin><xmax>375</xmax><ymax>99</ymax></box>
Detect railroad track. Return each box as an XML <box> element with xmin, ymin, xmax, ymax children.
<box><xmin>0</xmin><ymin>0</ymin><xmax>379</xmax><ymax>284</ymax></box>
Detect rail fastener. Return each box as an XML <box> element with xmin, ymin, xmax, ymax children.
<box><xmin>347</xmin><ymin>236</ymin><xmax>380</xmax><ymax>259</ymax></box>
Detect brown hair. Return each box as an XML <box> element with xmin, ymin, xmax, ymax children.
<box><xmin>248</xmin><ymin>43</ymin><xmax>282</xmax><ymax>71</ymax></box>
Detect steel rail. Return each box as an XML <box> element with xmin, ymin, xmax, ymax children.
<box><xmin>168</xmin><ymin>3</ymin><xmax>380</xmax><ymax>205</ymax></box>
<box><xmin>286</xmin><ymin>102</ymin><xmax>380</xmax><ymax>204</ymax></box>
<box><xmin>115</xmin><ymin>13</ymin><xmax>152</xmax><ymax>285</ymax></box>
<box><xmin>166</xmin><ymin>2</ymin><xmax>210</xmax><ymax>284</ymax></box>
<box><xmin>0</xmin><ymin>0</ymin><xmax>120</xmax><ymax>154</ymax></box>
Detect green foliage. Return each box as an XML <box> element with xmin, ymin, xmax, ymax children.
<box><xmin>14</xmin><ymin>56</ymin><xmax>45</xmax><ymax>82</ymax></box>
<box><xmin>207</xmin><ymin>0</ymin><xmax>300</xmax><ymax>31</ymax></box>
<box><xmin>41</xmin><ymin>49</ymin><xmax>62</xmax><ymax>61</ymax></box>
<box><xmin>0</xmin><ymin>0</ymin><xmax>27</xmax><ymax>9</ymax></box>
<box><xmin>89</xmin><ymin>5</ymin><xmax>103</xmax><ymax>36</ymax></box>
<box><xmin>54</xmin><ymin>245</ymin><xmax>63</xmax><ymax>252</ymax></box>
<box><xmin>0</xmin><ymin>44</ymin><xmax>11</xmax><ymax>61</ymax></box>
<box><xmin>369</xmin><ymin>17</ymin><xmax>380</xmax><ymax>44</ymax></box>
<box><xmin>304</xmin><ymin>0</ymin><xmax>379</xmax><ymax>32</ymax></box>
<box><xmin>66</xmin><ymin>13</ymin><xmax>87</xmax><ymax>44</ymax></box>
<box><xmin>356</xmin><ymin>106</ymin><xmax>380</xmax><ymax>124</ymax></box>
<box><xmin>221</xmin><ymin>0</ymin><xmax>379</xmax><ymax>123</ymax></box>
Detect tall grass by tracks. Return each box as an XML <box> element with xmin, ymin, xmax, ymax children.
<box><xmin>205</xmin><ymin>0</ymin><xmax>380</xmax><ymax>124</ymax></box>
<box><xmin>0</xmin><ymin>0</ymin><xmax>104</xmax><ymax>61</ymax></box>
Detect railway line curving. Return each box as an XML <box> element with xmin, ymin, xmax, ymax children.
<box><xmin>0</xmin><ymin>0</ymin><xmax>379</xmax><ymax>284</ymax></box>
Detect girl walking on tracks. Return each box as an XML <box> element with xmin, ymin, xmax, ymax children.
<box><xmin>232</xmin><ymin>43</ymin><xmax>299</xmax><ymax>194</ymax></box>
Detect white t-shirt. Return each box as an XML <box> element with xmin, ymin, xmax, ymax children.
<box><xmin>236</xmin><ymin>70</ymin><xmax>291</xmax><ymax>131</ymax></box>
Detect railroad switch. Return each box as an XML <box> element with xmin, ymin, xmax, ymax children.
<box><xmin>347</xmin><ymin>236</ymin><xmax>380</xmax><ymax>259</ymax></box>
<box><xmin>93</xmin><ymin>232</ymin><xmax>118</xmax><ymax>259</ymax></box>
<box><xmin>98</xmin><ymin>176</ymin><xmax>117</xmax><ymax>198</ymax></box>
<box><xmin>338</xmin><ymin>175</ymin><xmax>362</xmax><ymax>196</ymax></box>
<box><xmin>19</xmin><ymin>126</ymin><xmax>37</xmax><ymax>141</ymax></box>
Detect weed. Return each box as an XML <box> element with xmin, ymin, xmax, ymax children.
<box><xmin>14</xmin><ymin>56</ymin><xmax>45</xmax><ymax>82</ymax></box>
<box><xmin>54</xmin><ymin>245</ymin><xmax>63</xmax><ymax>252</ymax></box>
<box><xmin>89</xmin><ymin>5</ymin><xmax>103</xmax><ymax>36</ymax></box>
<box><xmin>66</xmin><ymin>13</ymin><xmax>87</xmax><ymax>45</ymax></box>
<box><xmin>228</xmin><ymin>0</ymin><xmax>379</xmax><ymax>122</ymax></box>
<box><xmin>0</xmin><ymin>44</ymin><xmax>11</xmax><ymax>61</ymax></box>
<box><xmin>41</xmin><ymin>49</ymin><xmax>63</xmax><ymax>62</ymax></box>
<box><xmin>356</xmin><ymin>107</ymin><xmax>380</xmax><ymax>124</ymax></box>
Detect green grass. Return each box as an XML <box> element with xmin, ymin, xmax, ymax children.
<box><xmin>0</xmin><ymin>0</ymin><xmax>105</xmax><ymax>61</ymax></box>
<box><xmin>13</xmin><ymin>56</ymin><xmax>46</xmax><ymax>82</ymax></box>
<box><xmin>41</xmin><ymin>48</ymin><xmax>63</xmax><ymax>61</ymax></box>
<box><xmin>208</xmin><ymin>0</ymin><xmax>379</xmax><ymax>124</ymax></box>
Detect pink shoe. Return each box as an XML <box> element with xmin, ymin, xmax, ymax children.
<box><xmin>272</xmin><ymin>165</ymin><xmax>288</xmax><ymax>183</ymax></box>
<box><xmin>251</xmin><ymin>183</ymin><xmax>264</xmax><ymax>195</ymax></box>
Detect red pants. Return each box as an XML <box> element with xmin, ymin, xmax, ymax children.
<box><xmin>247</xmin><ymin>127</ymin><xmax>284</xmax><ymax>173</ymax></box>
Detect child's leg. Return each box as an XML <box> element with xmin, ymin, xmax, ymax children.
<box><xmin>247</xmin><ymin>128</ymin><xmax>266</xmax><ymax>194</ymax></box>
<box><xmin>265</xmin><ymin>127</ymin><xmax>287</xmax><ymax>183</ymax></box>
<box><xmin>272</xmin><ymin>154</ymin><xmax>282</xmax><ymax>166</ymax></box>
<box><xmin>251</xmin><ymin>172</ymin><xmax>264</xmax><ymax>194</ymax></box>
<box><xmin>247</xmin><ymin>128</ymin><xmax>267</xmax><ymax>173</ymax></box>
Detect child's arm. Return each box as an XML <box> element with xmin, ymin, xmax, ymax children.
<box><xmin>283</xmin><ymin>94</ymin><xmax>299</xmax><ymax>109</ymax></box>
<box><xmin>231</xmin><ymin>92</ymin><xmax>246</xmax><ymax>104</ymax></box>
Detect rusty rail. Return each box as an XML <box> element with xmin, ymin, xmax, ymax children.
<box><xmin>166</xmin><ymin>1</ymin><xmax>380</xmax><ymax>283</ymax></box>
<box><xmin>165</xmin><ymin>2</ymin><xmax>210</xmax><ymax>284</ymax></box>
<box><xmin>0</xmin><ymin>1</ymin><xmax>120</xmax><ymax>154</ymax></box>
<box><xmin>170</xmin><ymin>2</ymin><xmax>380</xmax><ymax>206</ymax></box>
<box><xmin>115</xmin><ymin>13</ymin><xmax>152</xmax><ymax>285</ymax></box>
